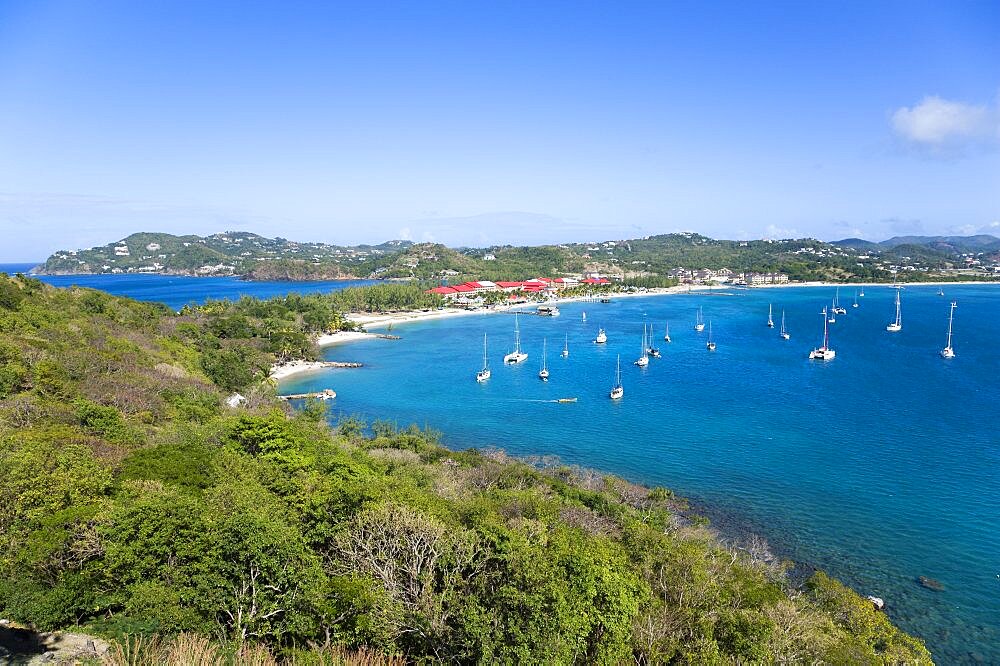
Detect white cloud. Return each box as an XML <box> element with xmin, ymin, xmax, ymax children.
<box><xmin>763</xmin><ymin>224</ymin><xmax>798</xmax><ymax>240</ymax></box>
<box><xmin>398</xmin><ymin>227</ymin><xmax>412</xmax><ymax>241</ymax></box>
<box><xmin>891</xmin><ymin>95</ymin><xmax>998</xmax><ymax>148</ymax></box>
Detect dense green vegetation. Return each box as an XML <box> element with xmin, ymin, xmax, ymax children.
<box><xmin>38</xmin><ymin>230</ymin><xmax>1000</xmax><ymax>284</ymax></box>
<box><xmin>36</xmin><ymin>231</ymin><xmax>409</xmax><ymax>280</ymax></box>
<box><xmin>0</xmin><ymin>274</ymin><xmax>933</xmax><ymax>663</ymax></box>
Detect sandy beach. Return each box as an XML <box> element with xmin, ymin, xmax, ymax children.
<box><xmin>269</xmin><ymin>331</ymin><xmax>377</xmax><ymax>379</ymax></box>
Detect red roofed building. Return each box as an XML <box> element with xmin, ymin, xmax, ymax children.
<box><xmin>426</xmin><ymin>286</ymin><xmax>459</xmax><ymax>298</ymax></box>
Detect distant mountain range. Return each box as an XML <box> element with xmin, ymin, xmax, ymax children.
<box><xmin>832</xmin><ymin>234</ymin><xmax>1000</xmax><ymax>253</ymax></box>
<box><xmin>32</xmin><ymin>231</ymin><xmax>1000</xmax><ymax>283</ymax></box>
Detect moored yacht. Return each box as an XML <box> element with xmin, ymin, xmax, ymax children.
<box><xmin>476</xmin><ymin>333</ymin><xmax>491</xmax><ymax>382</ymax></box>
<box><xmin>594</xmin><ymin>327</ymin><xmax>607</xmax><ymax>344</ymax></box>
<box><xmin>706</xmin><ymin>320</ymin><xmax>716</xmax><ymax>351</ymax></box>
<box><xmin>503</xmin><ymin>313</ymin><xmax>529</xmax><ymax>364</ymax></box>
<box><xmin>634</xmin><ymin>326</ymin><xmax>649</xmax><ymax>366</ymax></box>
<box><xmin>941</xmin><ymin>301</ymin><xmax>957</xmax><ymax>359</ymax></box>
<box><xmin>663</xmin><ymin>322</ymin><xmax>671</xmax><ymax>342</ymax></box>
<box><xmin>644</xmin><ymin>324</ymin><xmax>660</xmax><ymax>357</ymax></box>
<box><xmin>561</xmin><ymin>334</ymin><xmax>569</xmax><ymax>357</ymax></box>
<box><xmin>694</xmin><ymin>306</ymin><xmax>705</xmax><ymax>332</ymax></box>
<box><xmin>609</xmin><ymin>355</ymin><xmax>623</xmax><ymax>400</ymax></box>
<box><xmin>833</xmin><ymin>288</ymin><xmax>846</xmax><ymax>314</ymax></box>
<box><xmin>809</xmin><ymin>308</ymin><xmax>836</xmax><ymax>360</ymax></box>
<box><xmin>780</xmin><ymin>310</ymin><xmax>790</xmax><ymax>340</ymax></box>
<box><xmin>537</xmin><ymin>304</ymin><xmax>560</xmax><ymax>317</ymax></box>
<box><xmin>886</xmin><ymin>288</ymin><xmax>902</xmax><ymax>332</ymax></box>
<box><xmin>767</xmin><ymin>304</ymin><xmax>774</xmax><ymax>328</ymax></box>
<box><xmin>538</xmin><ymin>338</ymin><xmax>550</xmax><ymax>380</ymax></box>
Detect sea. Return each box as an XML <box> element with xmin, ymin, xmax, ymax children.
<box><xmin>4</xmin><ymin>264</ymin><xmax>997</xmax><ymax>663</ymax></box>
<box><xmin>0</xmin><ymin>264</ymin><xmax>375</xmax><ymax>310</ymax></box>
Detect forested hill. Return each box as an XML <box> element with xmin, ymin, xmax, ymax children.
<box><xmin>0</xmin><ymin>273</ymin><xmax>932</xmax><ymax>663</ymax></box>
<box><xmin>35</xmin><ymin>231</ymin><xmax>412</xmax><ymax>281</ymax></box>
<box><xmin>37</xmin><ymin>229</ymin><xmax>1000</xmax><ymax>284</ymax></box>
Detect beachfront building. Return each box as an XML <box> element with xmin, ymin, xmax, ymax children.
<box><xmin>744</xmin><ymin>272</ymin><xmax>789</xmax><ymax>286</ymax></box>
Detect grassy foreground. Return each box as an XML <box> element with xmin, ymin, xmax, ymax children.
<box><xmin>0</xmin><ymin>274</ymin><xmax>931</xmax><ymax>664</ymax></box>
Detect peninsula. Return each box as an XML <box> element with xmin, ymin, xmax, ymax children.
<box><xmin>35</xmin><ymin>230</ymin><xmax>1000</xmax><ymax>284</ymax></box>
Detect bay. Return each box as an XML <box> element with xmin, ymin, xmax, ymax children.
<box><xmin>0</xmin><ymin>265</ymin><xmax>375</xmax><ymax>310</ymax></box>
<box><xmin>6</xmin><ymin>264</ymin><xmax>997</xmax><ymax>662</ymax></box>
<box><xmin>282</xmin><ymin>285</ymin><xmax>1000</xmax><ymax>664</ymax></box>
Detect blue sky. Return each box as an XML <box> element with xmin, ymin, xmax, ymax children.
<box><xmin>0</xmin><ymin>1</ymin><xmax>998</xmax><ymax>260</ymax></box>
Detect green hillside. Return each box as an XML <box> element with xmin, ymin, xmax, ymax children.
<box><xmin>36</xmin><ymin>232</ymin><xmax>412</xmax><ymax>281</ymax></box>
<box><xmin>0</xmin><ymin>273</ymin><xmax>932</xmax><ymax>663</ymax></box>
<box><xmin>37</xmin><ymin>230</ymin><xmax>1000</xmax><ymax>284</ymax></box>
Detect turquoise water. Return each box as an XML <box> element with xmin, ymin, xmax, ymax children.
<box><xmin>280</xmin><ymin>286</ymin><xmax>1000</xmax><ymax>663</ymax></box>
<box><xmin>0</xmin><ymin>264</ymin><xmax>374</xmax><ymax>310</ymax></box>
<box><xmin>6</xmin><ymin>263</ymin><xmax>997</xmax><ymax>662</ymax></box>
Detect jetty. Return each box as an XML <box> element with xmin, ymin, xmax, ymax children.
<box><xmin>374</xmin><ymin>333</ymin><xmax>401</xmax><ymax>340</ymax></box>
<box><xmin>279</xmin><ymin>388</ymin><xmax>337</xmax><ymax>401</ymax></box>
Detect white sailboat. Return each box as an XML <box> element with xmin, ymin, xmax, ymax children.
<box><xmin>941</xmin><ymin>301</ymin><xmax>957</xmax><ymax>359</ymax></box>
<box><xmin>538</xmin><ymin>338</ymin><xmax>549</xmax><ymax>380</ymax></box>
<box><xmin>706</xmin><ymin>320</ymin><xmax>716</xmax><ymax>351</ymax></box>
<box><xmin>609</xmin><ymin>355</ymin><xmax>623</xmax><ymax>400</ymax></box>
<box><xmin>828</xmin><ymin>300</ymin><xmax>836</xmax><ymax>324</ymax></box>
<box><xmin>780</xmin><ymin>310</ymin><xmax>790</xmax><ymax>340</ymax></box>
<box><xmin>476</xmin><ymin>333</ymin><xmax>491</xmax><ymax>382</ymax></box>
<box><xmin>859</xmin><ymin>287</ymin><xmax>865</xmax><ymax>297</ymax></box>
<box><xmin>833</xmin><ymin>287</ymin><xmax>846</xmax><ymax>314</ymax></box>
<box><xmin>594</xmin><ymin>327</ymin><xmax>607</xmax><ymax>344</ymax></box>
<box><xmin>809</xmin><ymin>308</ymin><xmax>836</xmax><ymax>360</ymax></box>
<box><xmin>561</xmin><ymin>334</ymin><xmax>569</xmax><ymax>358</ymax></box>
<box><xmin>886</xmin><ymin>288</ymin><xmax>902</xmax><ymax>332</ymax></box>
<box><xmin>663</xmin><ymin>322</ymin><xmax>671</xmax><ymax>342</ymax></box>
<box><xmin>634</xmin><ymin>326</ymin><xmax>649</xmax><ymax>366</ymax></box>
<box><xmin>646</xmin><ymin>323</ymin><xmax>661</xmax><ymax>357</ymax></box>
<box><xmin>582</xmin><ymin>311</ymin><xmax>587</xmax><ymax>321</ymax></box>
<box><xmin>694</xmin><ymin>306</ymin><xmax>705</xmax><ymax>332</ymax></box>
<box><xmin>767</xmin><ymin>304</ymin><xmax>774</xmax><ymax>328</ymax></box>
<box><xmin>503</xmin><ymin>313</ymin><xmax>529</xmax><ymax>363</ymax></box>
<box><xmin>852</xmin><ymin>290</ymin><xmax>859</xmax><ymax>308</ymax></box>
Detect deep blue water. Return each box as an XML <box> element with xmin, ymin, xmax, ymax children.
<box><xmin>0</xmin><ymin>264</ymin><xmax>374</xmax><ymax>310</ymax></box>
<box><xmin>5</xmin><ymin>264</ymin><xmax>996</xmax><ymax>662</ymax></box>
<box><xmin>280</xmin><ymin>285</ymin><xmax>1000</xmax><ymax>664</ymax></box>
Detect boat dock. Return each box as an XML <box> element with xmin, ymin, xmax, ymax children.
<box><xmin>279</xmin><ymin>388</ymin><xmax>337</xmax><ymax>401</ymax></box>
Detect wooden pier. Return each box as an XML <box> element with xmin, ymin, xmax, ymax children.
<box><xmin>279</xmin><ymin>388</ymin><xmax>337</xmax><ymax>401</ymax></box>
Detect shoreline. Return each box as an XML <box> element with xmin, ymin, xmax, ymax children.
<box><xmin>270</xmin><ymin>280</ymin><xmax>998</xmax><ymax>381</ymax></box>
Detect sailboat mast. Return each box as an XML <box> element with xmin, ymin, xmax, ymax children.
<box><xmin>823</xmin><ymin>308</ymin><xmax>829</xmax><ymax>348</ymax></box>
<box><xmin>946</xmin><ymin>302</ymin><xmax>955</xmax><ymax>348</ymax></box>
